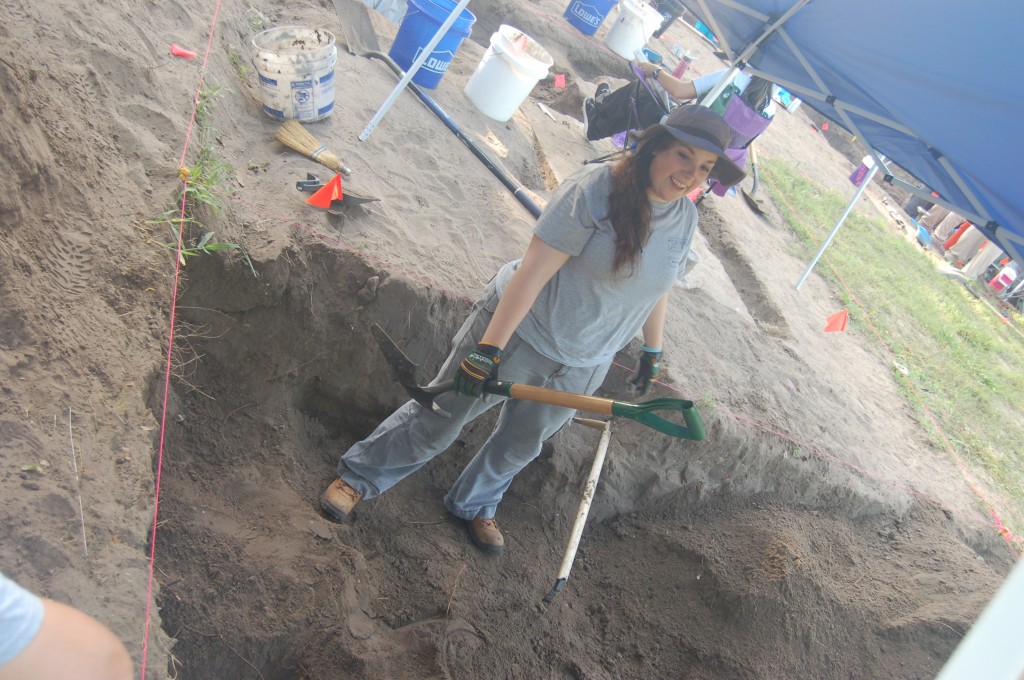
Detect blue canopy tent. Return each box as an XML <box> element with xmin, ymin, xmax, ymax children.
<box><xmin>680</xmin><ymin>0</ymin><xmax>1024</xmax><ymax>287</ymax></box>
<box><xmin>676</xmin><ymin>2</ymin><xmax>1024</xmax><ymax>676</ymax></box>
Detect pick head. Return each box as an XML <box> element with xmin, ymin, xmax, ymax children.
<box><xmin>370</xmin><ymin>324</ymin><xmax>451</xmax><ymax>417</ymax></box>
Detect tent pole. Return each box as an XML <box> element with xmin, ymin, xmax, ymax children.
<box><xmin>795</xmin><ymin>161</ymin><xmax>881</xmax><ymax>290</ymax></box>
<box><xmin>698</xmin><ymin>65</ymin><xmax>741</xmax><ymax>108</ymax></box>
<box><xmin>358</xmin><ymin>0</ymin><xmax>471</xmax><ymax>141</ymax></box>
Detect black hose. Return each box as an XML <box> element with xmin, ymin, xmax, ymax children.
<box><xmin>364</xmin><ymin>51</ymin><xmax>543</xmax><ymax>220</ymax></box>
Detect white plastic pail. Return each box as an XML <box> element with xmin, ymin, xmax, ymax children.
<box><xmin>604</xmin><ymin>0</ymin><xmax>662</xmax><ymax>60</ymax></box>
<box><xmin>253</xmin><ymin>27</ymin><xmax>337</xmax><ymax>122</ymax></box>
<box><xmin>464</xmin><ymin>25</ymin><xmax>553</xmax><ymax>122</ymax></box>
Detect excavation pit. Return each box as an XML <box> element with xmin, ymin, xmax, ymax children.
<box><xmin>151</xmin><ymin>246</ymin><xmax>999</xmax><ymax>679</ymax></box>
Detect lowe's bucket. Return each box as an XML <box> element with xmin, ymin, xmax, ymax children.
<box><xmin>563</xmin><ymin>0</ymin><xmax>617</xmax><ymax>36</ymax></box>
<box><xmin>389</xmin><ymin>0</ymin><xmax>476</xmax><ymax>89</ymax></box>
<box><xmin>464</xmin><ymin>25</ymin><xmax>553</xmax><ymax>122</ymax></box>
<box><xmin>253</xmin><ymin>26</ymin><xmax>337</xmax><ymax>122</ymax></box>
<box><xmin>604</xmin><ymin>0</ymin><xmax>663</xmax><ymax>60</ymax></box>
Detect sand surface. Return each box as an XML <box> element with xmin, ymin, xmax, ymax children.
<box><xmin>0</xmin><ymin>0</ymin><xmax>1017</xmax><ymax>677</ymax></box>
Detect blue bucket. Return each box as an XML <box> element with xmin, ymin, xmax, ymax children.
<box><xmin>389</xmin><ymin>0</ymin><xmax>476</xmax><ymax>89</ymax></box>
<box><xmin>563</xmin><ymin>0</ymin><xmax>617</xmax><ymax>36</ymax></box>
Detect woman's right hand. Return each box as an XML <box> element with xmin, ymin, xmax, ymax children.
<box><xmin>454</xmin><ymin>343</ymin><xmax>502</xmax><ymax>398</ymax></box>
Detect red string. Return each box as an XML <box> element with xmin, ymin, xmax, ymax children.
<box><xmin>140</xmin><ymin>2</ymin><xmax>222</xmax><ymax>677</ymax></box>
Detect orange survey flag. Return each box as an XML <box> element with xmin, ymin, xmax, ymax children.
<box><xmin>306</xmin><ymin>174</ymin><xmax>343</xmax><ymax>208</ymax></box>
<box><xmin>824</xmin><ymin>309</ymin><xmax>848</xmax><ymax>333</ymax></box>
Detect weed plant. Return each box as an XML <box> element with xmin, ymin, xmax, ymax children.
<box><xmin>152</xmin><ymin>85</ymin><xmax>256</xmax><ymax>277</ymax></box>
<box><xmin>762</xmin><ymin>157</ymin><xmax>1024</xmax><ymax>535</ymax></box>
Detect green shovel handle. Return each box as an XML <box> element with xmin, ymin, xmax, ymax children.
<box><xmin>478</xmin><ymin>381</ymin><xmax>705</xmax><ymax>441</ymax></box>
<box><xmin>611</xmin><ymin>398</ymin><xmax>705</xmax><ymax>440</ymax></box>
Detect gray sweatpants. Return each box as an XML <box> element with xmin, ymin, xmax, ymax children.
<box><xmin>338</xmin><ymin>286</ymin><xmax>611</xmax><ymax>520</ymax></box>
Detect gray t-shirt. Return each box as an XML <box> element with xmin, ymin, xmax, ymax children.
<box><xmin>495</xmin><ymin>163</ymin><xmax>697</xmax><ymax>367</ymax></box>
<box><xmin>0</xmin><ymin>571</ymin><xmax>44</xmax><ymax>665</ymax></box>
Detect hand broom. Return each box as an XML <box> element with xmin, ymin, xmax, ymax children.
<box><xmin>274</xmin><ymin>120</ymin><xmax>352</xmax><ymax>176</ymax></box>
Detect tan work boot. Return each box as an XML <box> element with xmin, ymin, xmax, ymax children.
<box><xmin>320</xmin><ymin>478</ymin><xmax>362</xmax><ymax>522</ymax></box>
<box><xmin>467</xmin><ymin>517</ymin><xmax>505</xmax><ymax>555</ymax></box>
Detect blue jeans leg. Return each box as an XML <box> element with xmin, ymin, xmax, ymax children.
<box><xmin>444</xmin><ymin>357</ymin><xmax>611</xmax><ymax>520</ymax></box>
<box><xmin>337</xmin><ymin>289</ymin><xmax>503</xmax><ymax>498</ymax></box>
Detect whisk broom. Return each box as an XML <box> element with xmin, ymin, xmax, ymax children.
<box><xmin>274</xmin><ymin>120</ymin><xmax>352</xmax><ymax>176</ymax></box>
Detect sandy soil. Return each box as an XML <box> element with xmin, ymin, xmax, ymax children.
<box><xmin>0</xmin><ymin>0</ymin><xmax>1017</xmax><ymax>677</ymax></box>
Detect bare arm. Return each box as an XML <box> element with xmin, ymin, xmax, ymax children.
<box><xmin>637</xmin><ymin>62</ymin><xmax>698</xmax><ymax>102</ymax></box>
<box><xmin>479</xmin><ymin>236</ymin><xmax>570</xmax><ymax>349</ymax></box>
<box><xmin>0</xmin><ymin>599</ymin><xmax>133</xmax><ymax>680</ymax></box>
<box><xmin>641</xmin><ymin>294</ymin><xmax>670</xmax><ymax>349</ymax></box>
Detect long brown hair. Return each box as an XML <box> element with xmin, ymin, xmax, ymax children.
<box><xmin>608</xmin><ymin>130</ymin><xmax>675</xmax><ymax>276</ymax></box>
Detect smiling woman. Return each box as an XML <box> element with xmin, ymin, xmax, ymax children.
<box><xmin>647</xmin><ymin>142</ymin><xmax>718</xmax><ymax>202</ymax></box>
<box><xmin>320</xmin><ymin>104</ymin><xmax>744</xmax><ymax>556</ymax></box>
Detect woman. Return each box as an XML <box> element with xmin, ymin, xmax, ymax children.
<box><xmin>321</xmin><ymin>105</ymin><xmax>744</xmax><ymax>555</ymax></box>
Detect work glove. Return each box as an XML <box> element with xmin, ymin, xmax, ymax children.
<box><xmin>454</xmin><ymin>342</ymin><xmax>502</xmax><ymax>398</ymax></box>
<box><xmin>627</xmin><ymin>347</ymin><xmax>661</xmax><ymax>396</ymax></box>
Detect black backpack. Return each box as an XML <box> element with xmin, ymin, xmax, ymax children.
<box><xmin>585</xmin><ymin>79</ymin><xmax>672</xmax><ymax>142</ymax></box>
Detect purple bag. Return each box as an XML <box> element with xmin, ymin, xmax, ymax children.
<box><xmin>708</xmin><ymin>91</ymin><xmax>773</xmax><ymax>194</ymax></box>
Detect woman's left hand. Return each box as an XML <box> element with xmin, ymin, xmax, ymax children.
<box><xmin>627</xmin><ymin>348</ymin><xmax>662</xmax><ymax>396</ymax></box>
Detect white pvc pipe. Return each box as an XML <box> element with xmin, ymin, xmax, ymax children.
<box><xmin>359</xmin><ymin>0</ymin><xmax>471</xmax><ymax>141</ymax></box>
<box><xmin>544</xmin><ymin>418</ymin><xmax>612</xmax><ymax>602</ymax></box>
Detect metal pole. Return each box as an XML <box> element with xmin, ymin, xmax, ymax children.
<box><xmin>795</xmin><ymin>159</ymin><xmax>881</xmax><ymax>290</ymax></box>
<box><xmin>697</xmin><ymin>65</ymin><xmax>740</xmax><ymax>108</ymax></box>
<box><xmin>543</xmin><ymin>418</ymin><xmax>612</xmax><ymax>603</ymax></box>
<box><xmin>358</xmin><ymin>0</ymin><xmax>470</xmax><ymax>141</ymax></box>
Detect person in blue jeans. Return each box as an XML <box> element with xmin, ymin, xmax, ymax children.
<box><xmin>0</xmin><ymin>570</ymin><xmax>133</xmax><ymax>680</ymax></box>
<box><xmin>321</xmin><ymin>105</ymin><xmax>744</xmax><ymax>555</ymax></box>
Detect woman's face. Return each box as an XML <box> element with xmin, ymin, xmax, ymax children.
<box><xmin>646</xmin><ymin>140</ymin><xmax>718</xmax><ymax>203</ymax></box>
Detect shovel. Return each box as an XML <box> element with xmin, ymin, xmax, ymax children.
<box><xmin>740</xmin><ymin>144</ymin><xmax>766</xmax><ymax>215</ymax></box>
<box><xmin>371</xmin><ymin>324</ymin><xmax>705</xmax><ymax>440</ymax></box>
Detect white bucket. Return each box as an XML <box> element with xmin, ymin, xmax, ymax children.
<box><xmin>252</xmin><ymin>26</ymin><xmax>337</xmax><ymax>122</ymax></box>
<box><xmin>604</xmin><ymin>0</ymin><xmax>663</xmax><ymax>60</ymax></box>
<box><xmin>464</xmin><ymin>25</ymin><xmax>553</xmax><ymax>122</ymax></box>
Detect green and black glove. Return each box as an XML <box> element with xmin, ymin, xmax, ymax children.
<box><xmin>627</xmin><ymin>347</ymin><xmax>661</xmax><ymax>396</ymax></box>
<box><xmin>454</xmin><ymin>342</ymin><xmax>502</xmax><ymax>398</ymax></box>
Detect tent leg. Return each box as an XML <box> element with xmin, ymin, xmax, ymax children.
<box><xmin>795</xmin><ymin>163</ymin><xmax>880</xmax><ymax>290</ymax></box>
<box><xmin>358</xmin><ymin>0</ymin><xmax>471</xmax><ymax>141</ymax></box>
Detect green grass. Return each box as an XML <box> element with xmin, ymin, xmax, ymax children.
<box><xmin>150</xmin><ymin>85</ymin><xmax>256</xmax><ymax>277</ymax></box>
<box><xmin>229</xmin><ymin>51</ymin><xmax>252</xmax><ymax>80</ymax></box>
<box><xmin>761</xmin><ymin>157</ymin><xmax>1024</xmax><ymax>541</ymax></box>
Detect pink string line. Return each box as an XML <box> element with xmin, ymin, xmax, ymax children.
<box><xmin>761</xmin><ymin>165</ymin><xmax>1022</xmax><ymax>557</ymax></box>
<box><xmin>140</xmin><ymin>3</ymin><xmax>222</xmax><ymax>677</ymax></box>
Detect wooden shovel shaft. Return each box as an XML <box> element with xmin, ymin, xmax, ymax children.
<box><xmin>481</xmin><ymin>379</ymin><xmax>704</xmax><ymax>440</ymax></box>
<box><xmin>495</xmin><ymin>382</ymin><xmax>615</xmax><ymax>415</ymax></box>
